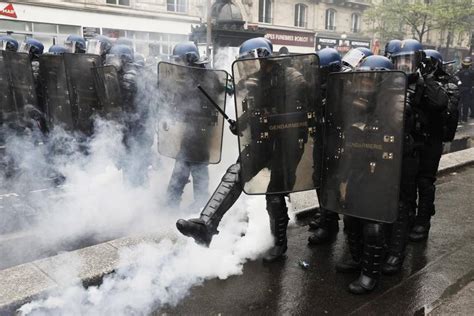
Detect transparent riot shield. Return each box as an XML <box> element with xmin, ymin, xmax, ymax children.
<box><xmin>0</xmin><ymin>51</ymin><xmax>16</xmax><ymax>123</ymax></box>
<box><xmin>63</xmin><ymin>53</ymin><xmax>101</xmax><ymax>134</ymax></box>
<box><xmin>320</xmin><ymin>71</ymin><xmax>407</xmax><ymax>223</ymax></box>
<box><xmin>232</xmin><ymin>53</ymin><xmax>320</xmax><ymax>194</ymax></box>
<box><xmin>92</xmin><ymin>65</ymin><xmax>123</xmax><ymax>118</ymax></box>
<box><xmin>39</xmin><ymin>54</ymin><xmax>75</xmax><ymax>130</ymax></box>
<box><xmin>157</xmin><ymin>62</ymin><xmax>228</xmax><ymax>164</ymax></box>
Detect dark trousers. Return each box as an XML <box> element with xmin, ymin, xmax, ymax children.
<box><xmin>166</xmin><ymin>160</ymin><xmax>209</xmax><ymax>208</ymax></box>
<box><xmin>416</xmin><ymin>139</ymin><xmax>443</xmax><ymax>218</ymax></box>
<box><xmin>459</xmin><ymin>89</ymin><xmax>473</xmax><ymax>120</ymax></box>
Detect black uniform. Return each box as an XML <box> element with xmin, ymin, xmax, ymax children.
<box><xmin>176</xmin><ymin>62</ymin><xmax>309</xmax><ymax>262</ymax></box>
<box><xmin>456</xmin><ymin>66</ymin><xmax>474</xmax><ymax>121</ymax></box>
<box><xmin>407</xmin><ymin>72</ymin><xmax>457</xmax><ymax>242</ymax></box>
<box><xmin>384</xmin><ymin>74</ymin><xmax>448</xmax><ymax>274</ymax></box>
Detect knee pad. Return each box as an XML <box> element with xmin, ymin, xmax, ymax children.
<box><xmin>363</xmin><ymin>222</ymin><xmax>384</xmax><ymax>244</ymax></box>
<box><xmin>222</xmin><ymin>163</ymin><xmax>240</xmax><ymax>183</ymax></box>
<box><xmin>266</xmin><ymin>195</ymin><xmax>287</xmax><ymax>217</ymax></box>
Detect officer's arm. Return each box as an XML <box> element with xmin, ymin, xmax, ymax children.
<box><xmin>422</xmin><ymin>76</ymin><xmax>449</xmax><ymax>112</ymax></box>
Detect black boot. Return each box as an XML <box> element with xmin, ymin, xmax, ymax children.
<box><xmin>336</xmin><ymin>216</ymin><xmax>362</xmax><ymax>273</ymax></box>
<box><xmin>383</xmin><ymin>203</ymin><xmax>410</xmax><ymax>275</ymax></box>
<box><xmin>308</xmin><ymin>209</ymin><xmax>339</xmax><ymax>245</ymax></box>
<box><xmin>176</xmin><ymin>164</ymin><xmax>242</xmax><ymax>246</ymax></box>
<box><xmin>409</xmin><ymin>202</ymin><xmax>434</xmax><ymax>242</ymax></box>
<box><xmin>263</xmin><ymin>195</ymin><xmax>289</xmax><ymax>262</ymax></box>
<box><xmin>348</xmin><ymin>222</ymin><xmax>384</xmax><ymax>295</ymax></box>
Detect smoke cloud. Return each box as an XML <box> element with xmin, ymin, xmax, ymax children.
<box><xmin>2</xmin><ymin>48</ymin><xmax>280</xmax><ymax>314</ymax></box>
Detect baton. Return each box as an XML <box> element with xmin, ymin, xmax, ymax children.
<box><xmin>197</xmin><ymin>85</ymin><xmax>233</xmax><ymax>125</ymax></box>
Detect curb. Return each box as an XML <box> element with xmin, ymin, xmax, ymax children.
<box><xmin>0</xmin><ymin>234</ymin><xmax>165</xmax><ymax>314</ymax></box>
<box><xmin>1</xmin><ymin>149</ymin><xmax>473</xmax><ymax>314</ymax></box>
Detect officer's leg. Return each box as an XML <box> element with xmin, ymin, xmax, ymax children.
<box><xmin>308</xmin><ymin>205</ymin><xmax>339</xmax><ymax>245</ymax></box>
<box><xmin>336</xmin><ymin>215</ymin><xmax>362</xmax><ymax>273</ymax></box>
<box><xmin>410</xmin><ymin>140</ymin><xmax>442</xmax><ymax>241</ymax></box>
<box><xmin>166</xmin><ymin>160</ymin><xmax>191</xmax><ymax>208</ymax></box>
<box><xmin>190</xmin><ymin>163</ymin><xmax>209</xmax><ymax>208</ymax></box>
<box><xmin>469</xmin><ymin>91</ymin><xmax>474</xmax><ymax>118</ymax></box>
<box><xmin>460</xmin><ymin>92</ymin><xmax>469</xmax><ymax>122</ymax></box>
<box><xmin>263</xmin><ymin>194</ymin><xmax>289</xmax><ymax>262</ymax></box>
<box><xmin>176</xmin><ymin>163</ymin><xmax>243</xmax><ymax>246</ymax></box>
<box><xmin>348</xmin><ymin>221</ymin><xmax>385</xmax><ymax>294</ymax></box>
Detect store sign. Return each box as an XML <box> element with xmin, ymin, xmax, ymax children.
<box><xmin>265</xmin><ymin>29</ymin><xmax>315</xmax><ymax>48</ymax></box>
<box><xmin>0</xmin><ymin>3</ymin><xmax>17</xmax><ymax>19</ymax></box>
<box><xmin>316</xmin><ymin>36</ymin><xmax>370</xmax><ymax>51</ymax></box>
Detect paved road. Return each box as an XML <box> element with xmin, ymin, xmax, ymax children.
<box><xmin>158</xmin><ymin>166</ymin><xmax>474</xmax><ymax>315</ymax></box>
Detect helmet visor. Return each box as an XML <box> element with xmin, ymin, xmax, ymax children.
<box><xmin>19</xmin><ymin>42</ymin><xmax>32</xmax><ymax>53</ymax></box>
<box><xmin>237</xmin><ymin>47</ymin><xmax>271</xmax><ymax>60</ymax></box>
<box><xmin>392</xmin><ymin>53</ymin><xmax>418</xmax><ymax>74</ymax></box>
<box><xmin>64</xmin><ymin>41</ymin><xmax>75</xmax><ymax>53</ymax></box>
<box><xmin>86</xmin><ymin>39</ymin><xmax>102</xmax><ymax>55</ymax></box>
<box><xmin>342</xmin><ymin>49</ymin><xmax>366</xmax><ymax>69</ymax></box>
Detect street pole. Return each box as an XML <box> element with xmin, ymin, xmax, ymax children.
<box><xmin>206</xmin><ymin>0</ymin><xmax>212</xmax><ymax>58</ymax></box>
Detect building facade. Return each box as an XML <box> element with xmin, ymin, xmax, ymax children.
<box><xmin>1</xmin><ymin>0</ymin><xmax>375</xmax><ymax>56</ymax></box>
<box><xmin>0</xmin><ymin>0</ymin><xmax>205</xmax><ymax>56</ymax></box>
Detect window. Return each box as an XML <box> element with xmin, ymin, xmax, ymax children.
<box><xmin>325</xmin><ymin>9</ymin><xmax>336</xmax><ymax>31</ymax></box>
<box><xmin>259</xmin><ymin>0</ymin><xmax>273</xmax><ymax>24</ymax></box>
<box><xmin>294</xmin><ymin>4</ymin><xmax>307</xmax><ymax>28</ymax></box>
<box><xmin>351</xmin><ymin>13</ymin><xmax>361</xmax><ymax>33</ymax></box>
<box><xmin>167</xmin><ymin>0</ymin><xmax>187</xmax><ymax>13</ymax></box>
<box><xmin>106</xmin><ymin>0</ymin><xmax>130</xmax><ymax>5</ymax></box>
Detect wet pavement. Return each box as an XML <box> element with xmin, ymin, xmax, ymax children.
<box><xmin>158</xmin><ymin>166</ymin><xmax>474</xmax><ymax>315</ymax></box>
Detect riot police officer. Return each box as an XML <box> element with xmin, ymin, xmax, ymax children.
<box><xmin>165</xmin><ymin>42</ymin><xmax>212</xmax><ymax>207</ymax></box>
<box><xmin>383</xmin><ymin>40</ymin><xmax>448</xmax><ymax>274</ymax></box>
<box><xmin>407</xmin><ymin>49</ymin><xmax>459</xmax><ymax>243</ymax></box>
<box><xmin>176</xmin><ymin>37</ymin><xmax>310</xmax><ymax>262</ymax></box>
<box><xmin>64</xmin><ymin>35</ymin><xmax>86</xmax><ymax>54</ymax></box>
<box><xmin>0</xmin><ymin>35</ymin><xmax>19</xmax><ymax>52</ymax></box>
<box><xmin>456</xmin><ymin>56</ymin><xmax>474</xmax><ymax>122</ymax></box>
<box><xmin>106</xmin><ymin>44</ymin><xmax>150</xmax><ymax>186</ymax></box>
<box><xmin>308</xmin><ymin>47</ymin><xmax>341</xmax><ymax>245</ymax></box>
<box><xmin>334</xmin><ymin>55</ymin><xmax>394</xmax><ymax>294</ymax></box>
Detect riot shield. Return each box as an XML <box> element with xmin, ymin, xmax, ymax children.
<box><xmin>63</xmin><ymin>53</ymin><xmax>101</xmax><ymax>134</ymax></box>
<box><xmin>232</xmin><ymin>53</ymin><xmax>320</xmax><ymax>194</ymax></box>
<box><xmin>92</xmin><ymin>65</ymin><xmax>123</xmax><ymax>118</ymax></box>
<box><xmin>157</xmin><ymin>62</ymin><xmax>228</xmax><ymax>164</ymax></box>
<box><xmin>39</xmin><ymin>54</ymin><xmax>75</xmax><ymax>130</ymax></box>
<box><xmin>0</xmin><ymin>51</ymin><xmax>39</xmax><ymax>124</ymax></box>
<box><xmin>320</xmin><ymin>71</ymin><xmax>407</xmax><ymax>223</ymax></box>
<box><xmin>0</xmin><ymin>51</ymin><xmax>15</xmax><ymax>123</ymax></box>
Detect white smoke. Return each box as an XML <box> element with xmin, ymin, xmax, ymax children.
<box><xmin>8</xmin><ymin>47</ymin><xmax>277</xmax><ymax>314</ymax></box>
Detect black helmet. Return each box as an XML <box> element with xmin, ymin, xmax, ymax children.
<box><xmin>0</xmin><ymin>35</ymin><xmax>19</xmax><ymax>52</ymax></box>
<box><xmin>171</xmin><ymin>41</ymin><xmax>206</xmax><ymax>66</ymax></box>
<box><xmin>64</xmin><ymin>35</ymin><xmax>86</xmax><ymax>53</ymax></box>
<box><xmin>390</xmin><ymin>39</ymin><xmax>423</xmax><ymax>75</ymax></box>
<box><xmin>86</xmin><ymin>35</ymin><xmax>112</xmax><ymax>57</ymax></box>
<box><xmin>461</xmin><ymin>56</ymin><xmax>472</xmax><ymax>68</ymax></box>
<box><xmin>20</xmin><ymin>38</ymin><xmax>44</xmax><ymax>60</ymax></box>
<box><xmin>238</xmin><ymin>37</ymin><xmax>273</xmax><ymax>60</ymax></box>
